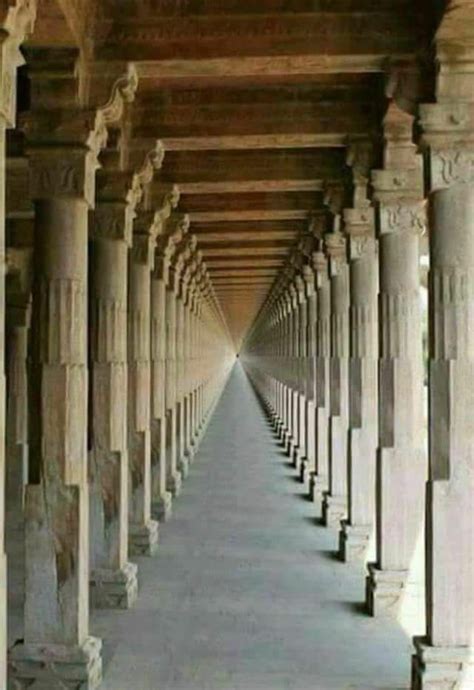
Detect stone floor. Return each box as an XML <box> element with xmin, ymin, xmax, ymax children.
<box><xmin>88</xmin><ymin>364</ymin><xmax>413</xmax><ymax>690</ymax></box>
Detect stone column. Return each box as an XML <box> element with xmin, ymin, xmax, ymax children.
<box><xmin>0</xmin><ymin>6</ymin><xmax>36</xmax><ymax>687</ymax></box>
<box><xmin>12</xmin><ymin>151</ymin><xmax>103</xmax><ymax>686</ymax></box>
<box><xmin>88</xmin><ymin>196</ymin><xmax>138</xmax><ymax>608</ymax></box>
<box><xmin>5</xmin><ymin>268</ymin><xmax>31</xmax><ymax>536</ymax></box>
<box><xmin>164</xmin><ymin>215</ymin><xmax>189</xmax><ymax>496</ymax></box>
<box><xmin>300</xmin><ymin>264</ymin><xmax>317</xmax><ymax>485</ymax></box>
<box><xmin>150</xmin><ymin>189</ymin><xmax>180</xmax><ymax>523</ymax></box>
<box><xmin>339</xmin><ymin>206</ymin><xmax>378</xmax><ymax>562</ymax></box>
<box><xmin>366</xmin><ymin>105</ymin><xmax>426</xmax><ymax>617</ymax></box>
<box><xmin>128</xmin><ymin>219</ymin><xmax>160</xmax><ymax>556</ymax></box>
<box><xmin>310</xmin><ymin>250</ymin><xmax>331</xmax><ymax>512</ymax></box>
<box><xmin>323</xmin><ymin>230</ymin><xmax>350</xmax><ymax>528</ymax></box>
<box><xmin>287</xmin><ymin>285</ymin><xmax>299</xmax><ymax>456</ymax></box>
<box><xmin>292</xmin><ymin>275</ymin><xmax>308</xmax><ymax>470</ymax></box>
<box><xmin>412</xmin><ymin>37</ymin><xmax>474</xmax><ymax>687</ymax></box>
<box><xmin>150</xmin><ymin>251</ymin><xmax>172</xmax><ymax>522</ymax></box>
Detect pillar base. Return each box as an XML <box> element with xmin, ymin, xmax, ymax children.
<box><xmin>167</xmin><ymin>471</ymin><xmax>183</xmax><ymax>497</ymax></box>
<box><xmin>289</xmin><ymin>440</ymin><xmax>299</xmax><ymax>464</ymax></box>
<box><xmin>152</xmin><ymin>491</ymin><xmax>173</xmax><ymax>522</ymax></box>
<box><xmin>365</xmin><ymin>562</ymin><xmax>408</xmax><ymax>617</ymax></box>
<box><xmin>299</xmin><ymin>458</ymin><xmax>312</xmax><ymax>486</ymax></box>
<box><xmin>90</xmin><ymin>562</ymin><xmax>138</xmax><ymax>610</ymax></box>
<box><xmin>309</xmin><ymin>473</ymin><xmax>327</xmax><ymax>514</ymax></box>
<box><xmin>185</xmin><ymin>446</ymin><xmax>195</xmax><ymax>464</ymax></box>
<box><xmin>129</xmin><ymin>519</ymin><xmax>159</xmax><ymax>557</ymax></box>
<box><xmin>322</xmin><ymin>493</ymin><xmax>347</xmax><ymax>528</ymax></box>
<box><xmin>339</xmin><ymin>522</ymin><xmax>372</xmax><ymax>563</ymax></box>
<box><xmin>411</xmin><ymin>637</ymin><xmax>474</xmax><ymax>690</ymax></box>
<box><xmin>178</xmin><ymin>455</ymin><xmax>190</xmax><ymax>480</ymax></box>
<box><xmin>9</xmin><ymin>636</ymin><xmax>102</xmax><ymax>690</ymax></box>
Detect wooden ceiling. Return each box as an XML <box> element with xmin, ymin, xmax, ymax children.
<box><xmin>33</xmin><ymin>0</ymin><xmax>433</xmax><ymax>349</ymax></box>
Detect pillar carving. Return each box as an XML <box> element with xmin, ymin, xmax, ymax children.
<box><xmin>412</xmin><ymin>32</ymin><xmax>474</xmax><ymax>689</ymax></box>
<box><xmin>366</xmin><ymin>104</ymin><xmax>426</xmax><ymax>618</ymax></box>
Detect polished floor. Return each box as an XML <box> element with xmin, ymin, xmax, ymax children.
<box><xmin>89</xmin><ymin>364</ymin><xmax>412</xmax><ymax>690</ymax></box>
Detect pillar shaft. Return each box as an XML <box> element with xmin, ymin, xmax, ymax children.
<box><xmin>151</xmin><ymin>273</ymin><xmax>172</xmax><ymax>521</ymax></box>
<box><xmin>412</xmin><ymin>50</ymin><xmax>474</xmax><ymax>684</ymax></box>
<box><xmin>340</xmin><ymin>213</ymin><xmax>378</xmax><ymax>562</ymax></box>
<box><xmin>128</xmin><ymin>232</ymin><xmax>159</xmax><ymax>555</ymax></box>
<box><xmin>89</xmin><ymin>210</ymin><xmax>137</xmax><ymax>607</ymax></box>
<box><xmin>366</xmin><ymin>108</ymin><xmax>426</xmax><ymax>616</ymax></box>
<box><xmin>311</xmin><ymin>252</ymin><xmax>330</xmax><ymax>509</ymax></box>
<box><xmin>323</xmin><ymin>233</ymin><xmax>350</xmax><ymax>527</ymax></box>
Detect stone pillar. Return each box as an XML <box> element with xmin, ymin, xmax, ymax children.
<box><xmin>300</xmin><ymin>264</ymin><xmax>317</xmax><ymax>485</ymax></box>
<box><xmin>292</xmin><ymin>275</ymin><xmax>307</xmax><ymax>470</ymax></box>
<box><xmin>366</xmin><ymin>105</ymin><xmax>426</xmax><ymax>617</ymax></box>
<box><xmin>150</xmin><ymin>254</ymin><xmax>173</xmax><ymax>522</ymax></box>
<box><xmin>163</xmin><ymin>215</ymin><xmax>189</xmax><ymax>496</ymax></box>
<box><xmin>310</xmin><ymin>251</ymin><xmax>331</xmax><ymax>512</ymax></box>
<box><xmin>0</xmin><ymin>6</ymin><xmax>36</xmax><ymax>687</ymax></box>
<box><xmin>412</xmin><ymin>35</ymin><xmax>474</xmax><ymax>687</ymax></box>
<box><xmin>339</xmin><ymin>149</ymin><xmax>379</xmax><ymax>563</ymax></box>
<box><xmin>287</xmin><ymin>285</ymin><xmax>299</xmax><ymax>456</ymax></box>
<box><xmin>323</xmin><ymin>230</ymin><xmax>350</xmax><ymax>528</ymax></box>
<box><xmin>5</xmin><ymin>282</ymin><xmax>31</xmax><ymax>535</ymax></box>
<box><xmin>128</xmin><ymin>221</ymin><xmax>160</xmax><ymax>556</ymax></box>
<box><xmin>88</xmin><ymin>199</ymin><xmax>138</xmax><ymax>608</ymax></box>
<box><xmin>12</xmin><ymin>157</ymin><xmax>103</xmax><ymax>686</ymax></box>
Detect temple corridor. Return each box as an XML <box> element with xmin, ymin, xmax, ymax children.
<box><xmin>89</xmin><ymin>364</ymin><xmax>413</xmax><ymax>690</ymax></box>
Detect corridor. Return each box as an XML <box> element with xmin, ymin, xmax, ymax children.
<box><xmin>93</xmin><ymin>365</ymin><xmax>412</xmax><ymax>690</ymax></box>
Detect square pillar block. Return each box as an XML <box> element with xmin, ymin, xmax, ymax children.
<box><xmin>129</xmin><ymin>520</ymin><xmax>159</xmax><ymax>557</ymax></box>
<box><xmin>366</xmin><ymin>562</ymin><xmax>408</xmax><ymax>617</ymax></box>
<box><xmin>90</xmin><ymin>562</ymin><xmax>138</xmax><ymax>610</ymax></box>
<box><xmin>322</xmin><ymin>493</ymin><xmax>347</xmax><ymax>529</ymax></box>
<box><xmin>152</xmin><ymin>491</ymin><xmax>173</xmax><ymax>523</ymax></box>
<box><xmin>339</xmin><ymin>522</ymin><xmax>372</xmax><ymax>563</ymax></box>
<box><xmin>411</xmin><ymin>637</ymin><xmax>474</xmax><ymax>690</ymax></box>
<box><xmin>9</xmin><ymin>637</ymin><xmax>102</xmax><ymax>690</ymax></box>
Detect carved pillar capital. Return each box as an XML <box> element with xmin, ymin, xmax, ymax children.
<box><xmin>324</xmin><ymin>231</ymin><xmax>347</xmax><ymax>276</ymax></box>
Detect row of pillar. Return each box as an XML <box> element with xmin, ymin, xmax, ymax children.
<box><xmin>244</xmin><ymin>82</ymin><xmax>474</xmax><ymax>688</ymax></box>
<box><xmin>0</xmin><ymin>42</ymin><xmax>234</xmax><ymax>690</ymax></box>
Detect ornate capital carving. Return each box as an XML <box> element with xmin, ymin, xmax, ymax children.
<box><xmin>131</xmin><ymin>233</ymin><xmax>155</xmax><ymax>268</ymax></box>
<box><xmin>29</xmin><ymin>148</ymin><xmax>100</xmax><ymax>206</ymax></box>
<box><xmin>379</xmin><ymin>201</ymin><xmax>426</xmax><ymax>237</ymax></box>
<box><xmin>325</xmin><ymin>231</ymin><xmax>347</xmax><ymax>276</ymax></box>
<box><xmin>91</xmin><ymin>202</ymin><xmax>134</xmax><ymax>245</ymax></box>
<box><xmin>0</xmin><ymin>0</ymin><xmax>36</xmax><ymax>125</ymax></box>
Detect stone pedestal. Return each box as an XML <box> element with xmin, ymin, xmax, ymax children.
<box><xmin>9</xmin><ymin>637</ymin><xmax>103</xmax><ymax>690</ymax></box>
<box><xmin>90</xmin><ymin>562</ymin><xmax>138</xmax><ymax>610</ymax></box>
<box><xmin>411</xmin><ymin>637</ymin><xmax>474</xmax><ymax>690</ymax></box>
<box><xmin>366</xmin><ymin>562</ymin><xmax>407</xmax><ymax>617</ymax></box>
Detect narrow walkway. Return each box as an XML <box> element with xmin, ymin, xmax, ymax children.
<box><xmin>96</xmin><ymin>364</ymin><xmax>412</xmax><ymax>690</ymax></box>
